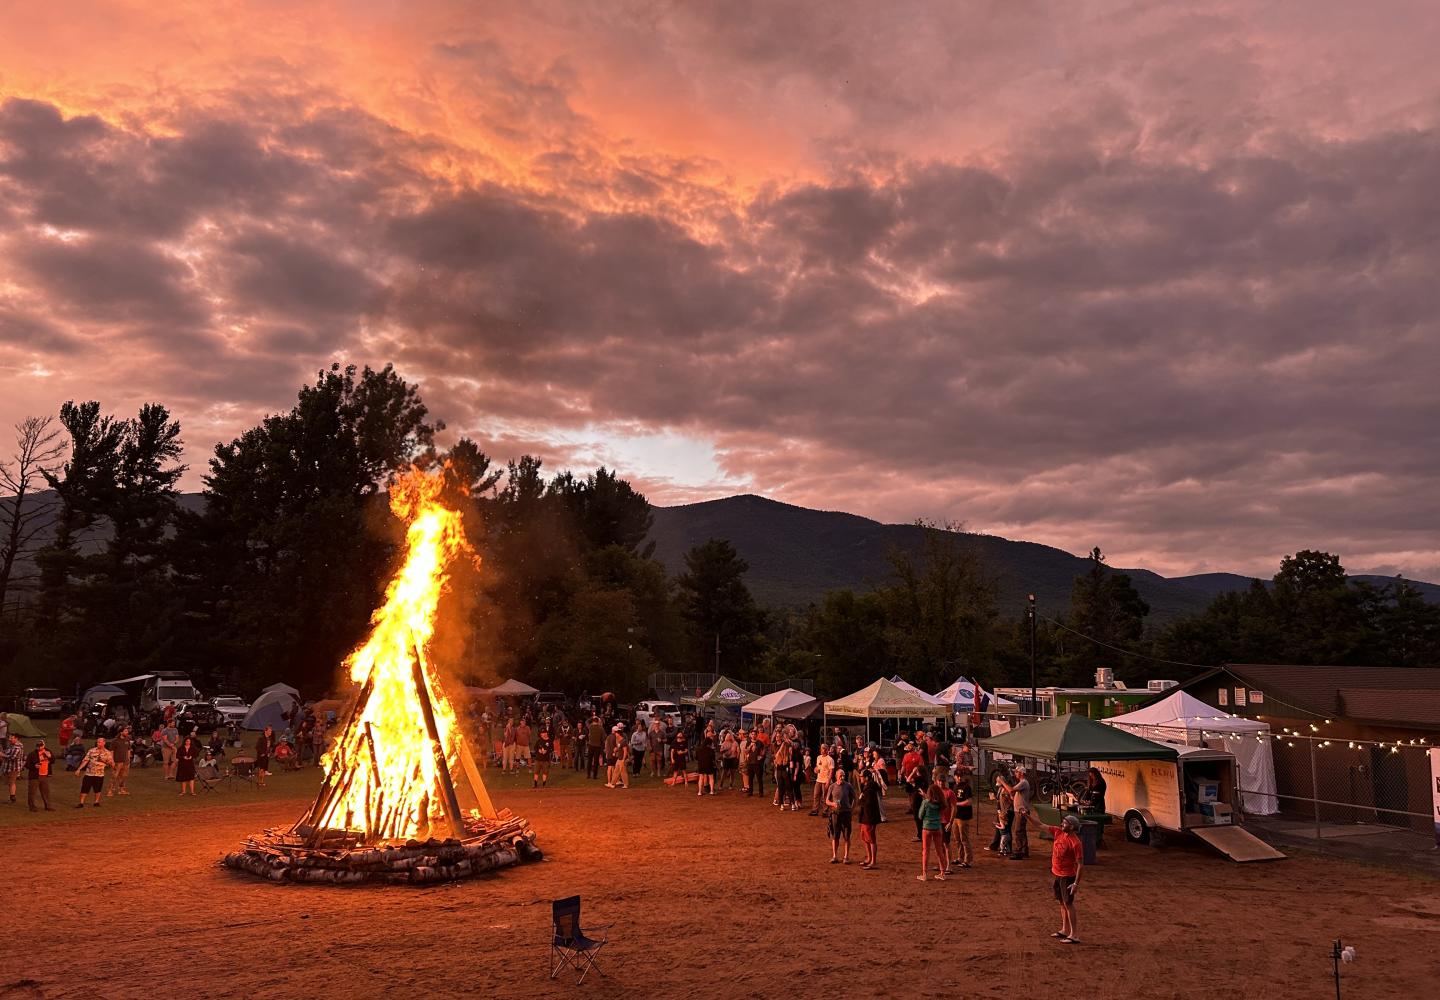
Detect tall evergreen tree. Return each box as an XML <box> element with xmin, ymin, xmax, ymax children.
<box><xmin>676</xmin><ymin>538</ymin><xmax>767</xmax><ymax>673</ymax></box>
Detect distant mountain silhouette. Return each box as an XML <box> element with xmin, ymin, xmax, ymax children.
<box><xmin>646</xmin><ymin>494</ymin><xmax>1440</xmax><ymax>621</ymax></box>
<box><xmin>7</xmin><ymin>489</ymin><xmax>1437</xmax><ymax>623</ymax></box>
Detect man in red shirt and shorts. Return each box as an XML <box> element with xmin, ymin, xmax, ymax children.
<box><xmin>1043</xmin><ymin>813</ymin><xmax>1084</xmax><ymax>944</ymax></box>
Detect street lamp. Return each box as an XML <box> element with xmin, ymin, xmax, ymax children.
<box><xmin>1027</xmin><ymin>594</ymin><xmax>1037</xmax><ymax>716</ymax></box>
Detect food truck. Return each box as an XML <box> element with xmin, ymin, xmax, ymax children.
<box><xmin>1093</xmin><ymin>740</ymin><xmax>1283</xmax><ymax>862</ymax></box>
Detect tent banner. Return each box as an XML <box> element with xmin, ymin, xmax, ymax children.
<box><xmin>719</xmin><ymin>688</ymin><xmax>745</xmax><ymax>701</ymax></box>
<box><xmin>1431</xmin><ymin>748</ymin><xmax>1440</xmax><ymax>849</ymax></box>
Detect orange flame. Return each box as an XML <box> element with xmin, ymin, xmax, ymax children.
<box><xmin>313</xmin><ymin>466</ymin><xmax>474</xmax><ymax>841</ymax></box>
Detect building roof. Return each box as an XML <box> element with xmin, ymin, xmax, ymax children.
<box><xmin>1178</xmin><ymin>664</ymin><xmax>1440</xmax><ymax>730</ymax></box>
<box><xmin>1338</xmin><ymin>688</ymin><xmax>1440</xmax><ymax>729</ymax></box>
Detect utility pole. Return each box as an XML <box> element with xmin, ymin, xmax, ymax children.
<box><xmin>1027</xmin><ymin>593</ymin><xmax>1037</xmax><ymax>716</ymax></box>
<box><xmin>714</xmin><ymin>632</ymin><xmax>720</xmax><ymax>673</ymax></box>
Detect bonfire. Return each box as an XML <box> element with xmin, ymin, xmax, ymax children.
<box><xmin>222</xmin><ymin>467</ymin><xmax>540</xmax><ymax>885</ymax></box>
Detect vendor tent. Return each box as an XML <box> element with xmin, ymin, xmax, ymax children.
<box><xmin>490</xmin><ymin>678</ymin><xmax>539</xmax><ymax>698</ymax></box>
<box><xmin>933</xmin><ymin>677</ymin><xmax>1020</xmax><ymax>715</ymax></box>
<box><xmin>1104</xmin><ymin>691</ymin><xmax>1278</xmax><ymax>815</ymax></box>
<box><xmin>888</xmin><ymin>676</ymin><xmax>943</xmax><ymax>704</ymax></box>
<box><xmin>4</xmin><ymin>713</ymin><xmax>43</xmax><ymax>738</ymax></box>
<box><xmin>741</xmin><ymin>688</ymin><xmax>822</xmax><ymax>721</ymax></box>
<box><xmin>242</xmin><ymin>689</ymin><xmax>299</xmax><ymax>731</ymax></box>
<box><xmin>683</xmin><ymin>676</ymin><xmax>759</xmax><ymax>709</ymax></box>
<box><xmin>981</xmin><ymin>712</ymin><xmax>1178</xmax><ymax>762</ymax></box>
<box><xmin>827</xmin><ymin>678</ymin><xmax>946</xmax><ymax>721</ymax></box>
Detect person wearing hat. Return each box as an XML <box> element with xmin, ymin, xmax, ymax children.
<box><xmin>532</xmin><ymin>725</ymin><xmax>553</xmax><ymax>789</ymax></box>
<box><xmin>1039</xmin><ymin>813</ymin><xmax>1085</xmax><ymax>943</ymax></box>
<box><xmin>25</xmin><ymin>738</ymin><xmax>55</xmax><ymax>811</ymax></box>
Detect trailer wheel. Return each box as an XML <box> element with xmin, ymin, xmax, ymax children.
<box><xmin>1124</xmin><ymin>811</ymin><xmax>1150</xmax><ymax>844</ymax></box>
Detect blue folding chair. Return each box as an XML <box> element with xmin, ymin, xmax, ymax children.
<box><xmin>549</xmin><ymin>895</ymin><xmax>611</xmax><ymax>984</ymax></box>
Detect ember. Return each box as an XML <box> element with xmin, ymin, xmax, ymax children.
<box><xmin>222</xmin><ymin>466</ymin><xmax>540</xmax><ymax>885</ymax></box>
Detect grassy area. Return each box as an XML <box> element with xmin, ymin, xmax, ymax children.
<box><xmin>0</xmin><ymin>718</ymin><xmax>323</xmax><ymax>829</ymax></box>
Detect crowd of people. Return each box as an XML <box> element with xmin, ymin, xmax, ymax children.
<box><xmin>472</xmin><ymin>700</ymin><xmax>1093</xmax><ymax>944</ymax></box>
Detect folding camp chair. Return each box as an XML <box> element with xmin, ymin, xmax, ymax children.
<box><xmin>197</xmin><ymin>758</ymin><xmax>222</xmax><ymax>793</ymax></box>
<box><xmin>549</xmin><ymin>896</ymin><xmax>611</xmax><ymax>984</ymax></box>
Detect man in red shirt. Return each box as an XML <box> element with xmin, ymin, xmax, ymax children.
<box><xmin>1042</xmin><ymin>814</ymin><xmax>1085</xmax><ymax>943</ymax></box>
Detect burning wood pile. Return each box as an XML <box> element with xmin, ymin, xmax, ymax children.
<box><xmin>222</xmin><ymin>466</ymin><xmax>541</xmax><ymax>886</ymax></box>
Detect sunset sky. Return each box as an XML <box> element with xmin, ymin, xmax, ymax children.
<box><xmin>2</xmin><ymin>1</ymin><xmax>1439</xmax><ymax>580</ymax></box>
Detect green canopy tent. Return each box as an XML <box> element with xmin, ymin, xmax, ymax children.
<box><xmin>4</xmin><ymin>713</ymin><xmax>44</xmax><ymax>738</ymax></box>
<box><xmin>682</xmin><ymin>676</ymin><xmax>760</xmax><ymax>711</ymax></box>
<box><xmin>980</xmin><ymin>712</ymin><xmax>1179</xmax><ymax>762</ymax></box>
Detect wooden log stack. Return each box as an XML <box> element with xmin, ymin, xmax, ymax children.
<box><xmin>221</xmin><ymin>810</ymin><xmax>542</xmax><ymax>886</ymax></box>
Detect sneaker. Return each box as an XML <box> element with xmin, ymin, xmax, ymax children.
<box><xmin>829</xmin><ymin>858</ymin><xmax>840</xmax><ymax>864</ymax></box>
<box><xmin>1062</xmin><ymin>937</ymin><xmax>1080</xmax><ymax>945</ymax></box>
<box><xmin>93</xmin><ymin>802</ymin><xmax>101</xmax><ymax>807</ymax></box>
<box><xmin>74</xmin><ymin>804</ymin><xmax>85</xmax><ymax>809</ymax></box>
<box><xmin>934</xmin><ymin>874</ymin><xmax>945</xmax><ymax>881</ymax></box>
<box><xmin>943</xmin><ymin>868</ymin><xmax>954</xmax><ymax>875</ymax></box>
<box><xmin>916</xmin><ymin>875</ymin><xmax>927</xmax><ymax>881</ymax></box>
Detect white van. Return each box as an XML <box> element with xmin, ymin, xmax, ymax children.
<box><xmin>635</xmin><ymin>700</ymin><xmax>680</xmax><ymax>727</ymax></box>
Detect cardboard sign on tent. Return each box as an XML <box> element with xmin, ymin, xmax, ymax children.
<box><xmin>742</xmin><ymin>687</ymin><xmax>822</xmax><ymax>721</ymax></box>
<box><xmin>683</xmin><ymin>676</ymin><xmax>759</xmax><ymax>708</ymax></box>
<box><xmin>981</xmin><ymin>712</ymin><xmax>1178</xmax><ymax>762</ymax></box>
<box><xmin>1104</xmin><ymin>691</ymin><xmax>1279</xmax><ymax>815</ymax></box>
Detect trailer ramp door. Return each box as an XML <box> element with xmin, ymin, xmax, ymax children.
<box><xmin>1192</xmin><ymin>825</ymin><xmax>1285</xmax><ymax>862</ymax></box>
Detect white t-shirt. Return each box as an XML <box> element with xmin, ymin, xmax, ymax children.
<box><xmin>815</xmin><ymin>753</ymin><xmax>835</xmax><ymax>784</ymax></box>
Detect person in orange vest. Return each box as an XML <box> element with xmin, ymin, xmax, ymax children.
<box><xmin>26</xmin><ymin>739</ymin><xmax>55</xmax><ymax>811</ymax></box>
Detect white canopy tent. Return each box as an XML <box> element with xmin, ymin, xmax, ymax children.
<box><xmin>490</xmin><ymin>678</ymin><xmax>540</xmax><ymax>698</ymax></box>
<box><xmin>1104</xmin><ymin>690</ymin><xmax>1278</xmax><ymax>815</ymax></box>
<box><xmin>932</xmin><ymin>677</ymin><xmax>1020</xmax><ymax>716</ymax></box>
<box><xmin>741</xmin><ymin>688</ymin><xmax>822</xmax><ymax>722</ymax></box>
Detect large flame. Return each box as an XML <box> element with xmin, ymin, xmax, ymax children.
<box><xmin>313</xmin><ymin>466</ymin><xmax>474</xmax><ymax>841</ymax></box>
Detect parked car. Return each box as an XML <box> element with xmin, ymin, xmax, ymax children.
<box><xmin>22</xmin><ymin>687</ymin><xmax>64</xmax><ymax>717</ymax></box>
<box><xmin>175</xmin><ymin>701</ymin><xmax>222</xmax><ymax>735</ymax></box>
<box><xmin>533</xmin><ymin>691</ymin><xmax>566</xmax><ymax>709</ymax></box>
<box><xmin>635</xmin><ymin>700</ymin><xmax>681</xmax><ymax>728</ymax></box>
<box><xmin>209</xmin><ymin>695</ymin><xmax>250</xmax><ymax>725</ymax></box>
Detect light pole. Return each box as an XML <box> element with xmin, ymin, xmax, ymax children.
<box><xmin>1027</xmin><ymin>593</ymin><xmax>1037</xmax><ymax>716</ymax></box>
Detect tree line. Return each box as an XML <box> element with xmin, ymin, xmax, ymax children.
<box><xmin>3</xmin><ymin>366</ymin><xmax>1437</xmax><ymax>702</ymax></box>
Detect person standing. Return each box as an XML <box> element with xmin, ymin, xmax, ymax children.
<box><xmin>515</xmin><ymin>718</ymin><xmax>532</xmax><ymax>774</ymax></box>
<box><xmin>1041</xmin><ymin>814</ymin><xmax>1084</xmax><ymax>944</ymax></box>
<box><xmin>175</xmin><ymin>735</ymin><xmax>199</xmax><ymax>795</ymax></box>
<box><xmin>1009</xmin><ymin>766</ymin><xmax>1032</xmax><ymax>861</ymax></box>
<box><xmin>810</xmin><ymin>743</ymin><xmax>835</xmax><ymax>815</ymax></box>
<box><xmin>532</xmin><ymin>725</ymin><xmax>553</xmax><ymax>789</ymax></box>
<box><xmin>109</xmin><ymin>728</ymin><xmax>132</xmax><ymax>796</ymax></box>
<box><xmin>26</xmin><ymin>739</ymin><xmax>55</xmax><ymax>811</ymax></box>
<box><xmin>628</xmin><ymin>722</ymin><xmax>647</xmax><ymax>778</ymax></box>
<box><xmin>719</xmin><ymin>729</ymin><xmax>739</xmax><ymax>790</ymax></box>
<box><xmin>669</xmin><ymin>728</ymin><xmax>689</xmax><ymax>786</ymax></box>
<box><xmin>647</xmin><ymin>717</ymin><xmax>665</xmax><ymax>777</ymax></box>
<box><xmin>501</xmin><ymin>719</ymin><xmax>518</xmax><ymax>774</ymax></box>
<box><xmin>58</xmin><ymin>715</ymin><xmax>75</xmax><ymax>751</ymax></box>
<box><xmin>310</xmin><ymin>717</ymin><xmax>326</xmax><ymax>768</ymax></box>
<box><xmin>952</xmin><ymin>778</ymin><xmax>975</xmax><ymax>869</ymax></box>
<box><xmin>586</xmin><ymin>716</ymin><xmax>605</xmax><ymax>780</ymax></box>
<box><xmin>916</xmin><ymin>782</ymin><xmax>947</xmax><ymax>881</ymax></box>
<box><xmin>772</xmin><ymin>738</ymin><xmax>791</xmax><ymax>808</ymax></box>
<box><xmin>857</xmin><ymin>769</ymin><xmax>882</xmax><ymax>869</ymax></box>
<box><xmin>748</xmin><ymin>731</ymin><xmax>766</xmax><ymax>798</ymax></box>
<box><xmin>988</xmin><ymin>777</ymin><xmax>1014</xmax><ymax>855</ymax></box>
<box><xmin>254</xmin><ymin>726</ymin><xmax>274</xmax><ymax>789</ymax></box>
<box><xmin>74</xmin><ymin>738</ymin><xmax>114</xmax><ymax>808</ymax></box>
<box><xmin>825</xmin><ymin>769</ymin><xmax>854</xmax><ymax>864</ymax></box>
<box><xmin>695</xmin><ymin>737</ymin><xmax>716</xmax><ymax>796</ymax></box>
<box><xmin>1</xmin><ymin>734</ymin><xmax>23</xmax><ymax>802</ymax></box>
<box><xmin>160</xmin><ymin>718</ymin><xmax>179</xmax><ymax>780</ymax></box>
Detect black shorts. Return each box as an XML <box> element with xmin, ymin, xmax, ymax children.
<box><xmin>80</xmin><ymin>775</ymin><xmax>104</xmax><ymax>794</ymax></box>
<box><xmin>723</xmin><ymin>757</ymin><xmax>738</xmax><ymax>770</ymax></box>
<box><xmin>1053</xmin><ymin>875</ymin><xmax>1077</xmax><ymax>902</ymax></box>
<box><xmin>828</xmin><ymin>810</ymin><xmax>852</xmax><ymax>839</ymax></box>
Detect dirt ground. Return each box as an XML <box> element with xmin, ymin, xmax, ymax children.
<box><xmin>3</xmin><ymin>773</ymin><xmax>1437</xmax><ymax>1000</ymax></box>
